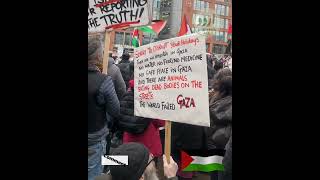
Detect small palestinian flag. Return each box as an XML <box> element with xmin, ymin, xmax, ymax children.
<box><xmin>181</xmin><ymin>149</ymin><xmax>225</xmax><ymax>172</ymax></box>
<box><xmin>138</xmin><ymin>20</ymin><xmax>167</xmax><ymax>35</ymax></box>
<box><xmin>131</xmin><ymin>28</ymin><xmax>140</xmax><ymax>48</ymax></box>
<box><xmin>227</xmin><ymin>23</ymin><xmax>232</xmax><ymax>40</ymax></box>
<box><xmin>178</xmin><ymin>14</ymin><xmax>192</xmax><ymax>37</ymax></box>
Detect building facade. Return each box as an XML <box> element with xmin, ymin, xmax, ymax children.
<box><xmin>108</xmin><ymin>0</ymin><xmax>232</xmax><ymax>55</ymax></box>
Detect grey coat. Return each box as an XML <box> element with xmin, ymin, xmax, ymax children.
<box><xmin>108</xmin><ymin>58</ymin><xmax>126</xmax><ymax>100</ymax></box>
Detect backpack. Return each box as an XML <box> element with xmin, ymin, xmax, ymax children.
<box><xmin>117</xmin><ymin>91</ymin><xmax>152</xmax><ymax>134</ymax></box>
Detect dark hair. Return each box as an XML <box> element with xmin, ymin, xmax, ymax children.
<box><xmin>218</xmin><ymin>76</ymin><xmax>232</xmax><ymax>97</ymax></box>
<box><xmin>214</xmin><ymin>68</ymin><xmax>232</xmax><ymax>82</ymax></box>
<box><xmin>121</xmin><ymin>53</ymin><xmax>130</xmax><ymax>61</ymax></box>
<box><xmin>214</xmin><ymin>61</ymin><xmax>223</xmax><ymax>71</ymax></box>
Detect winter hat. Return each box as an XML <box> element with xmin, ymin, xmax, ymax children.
<box><xmin>109</xmin><ymin>142</ymin><xmax>150</xmax><ymax>180</ymax></box>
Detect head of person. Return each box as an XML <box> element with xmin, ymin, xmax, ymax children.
<box><xmin>121</xmin><ymin>53</ymin><xmax>130</xmax><ymax>62</ymax></box>
<box><xmin>214</xmin><ymin>60</ymin><xmax>224</xmax><ymax>71</ymax></box>
<box><xmin>109</xmin><ymin>143</ymin><xmax>159</xmax><ymax>180</ymax></box>
<box><xmin>217</xmin><ymin>76</ymin><xmax>232</xmax><ymax>97</ymax></box>
<box><xmin>213</xmin><ymin>68</ymin><xmax>232</xmax><ymax>97</ymax></box>
<box><xmin>88</xmin><ymin>35</ymin><xmax>103</xmax><ymax>67</ymax></box>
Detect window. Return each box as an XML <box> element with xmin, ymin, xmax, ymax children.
<box><xmin>153</xmin><ymin>11</ymin><xmax>160</xmax><ymax>20</ymax></box>
<box><xmin>213</xmin><ymin>31</ymin><xmax>227</xmax><ymax>42</ymax></box>
<box><xmin>153</xmin><ymin>0</ymin><xmax>160</xmax><ymax>8</ymax></box>
<box><xmin>115</xmin><ymin>32</ymin><xmax>124</xmax><ymax>45</ymax></box>
<box><xmin>194</xmin><ymin>0</ymin><xmax>211</xmax><ymax>12</ymax></box>
<box><xmin>204</xmin><ymin>2</ymin><xmax>210</xmax><ymax>12</ymax></box>
<box><xmin>224</xmin><ymin>19</ymin><xmax>229</xmax><ymax>29</ymax></box>
<box><xmin>124</xmin><ymin>33</ymin><xmax>131</xmax><ymax>46</ymax></box>
<box><xmin>196</xmin><ymin>0</ymin><xmax>201</xmax><ymax>10</ymax></box>
<box><xmin>215</xmin><ymin>4</ymin><xmax>228</xmax><ymax>16</ymax></box>
<box><xmin>214</xmin><ymin>17</ymin><xmax>228</xmax><ymax>29</ymax></box>
<box><xmin>213</xmin><ymin>44</ymin><xmax>226</xmax><ymax>54</ymax></box>
<box><xmin>200</xmin><ymin>1</ymin><xmax>205</xmax><ymax>11</ymax></box>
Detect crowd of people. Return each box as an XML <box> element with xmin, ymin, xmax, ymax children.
<box><xmin>88</xmin><ymin>35</ymin><xmax>232</xmax><ymax>180</ymax></box>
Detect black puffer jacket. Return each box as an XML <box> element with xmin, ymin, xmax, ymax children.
<box><xmin>205</xmin><ymin>95</ymin><xmax>232</xmax><ymax>149</ymax></box>
<box><xmin>171</xmin><ymin>122</ymin><xmax>207</xmax><ymax>163</ymax></box>
<box><xmin>117</xmin><ymin>90</ymin><xmax>152</xmax><ymax>134</ymax></box>
<box><xmin>117</xmin><ymin>60</ymin><xmax>131</xmax><ymax>88</ymax></box>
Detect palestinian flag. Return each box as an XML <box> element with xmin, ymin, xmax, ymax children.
<box><xmin>178</xmin><ymin>14</ymin><xmax>192</xmax><ymax>37</ymax></box>
<box><xmin>131</xmin><ymin>28</ymin><xmax>140</xmax><ymax>47</ymax></box>
<box><xmin>138</xmin><ymin>20</ymin><xmax>167</xmax><ymax>35</ymax></box>
<box><xmin>227</xmin><ymin>23</ymin><xmax>232</xmax><ymax>40</ymax></box>
<box><xmin>181</xmin><ymin>149</ymin><xmax>225</xmax><ymax>172</ymax></box>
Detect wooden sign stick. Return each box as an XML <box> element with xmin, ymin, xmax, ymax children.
<box><xmin>102</xmin><ymin>31</ymin><xmax>111</xmax><ymax>74</ymax></box>
<box><xmin>165</xmin><ymin>120</ymin><xmax>172</xmax><ymax>163</ymax></box>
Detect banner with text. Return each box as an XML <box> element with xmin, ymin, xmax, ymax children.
<box><xmin>134</xmin><ymin>34</ymin><xmax>210</xmax><ymax>127</ymax></box>
<box><xmin>88</xmin><ymin>0</ymin><xmax>151</xmax><ymax>33</ymax></box>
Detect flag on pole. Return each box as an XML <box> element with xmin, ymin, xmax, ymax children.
<box><xmin>181</xmin><ymin>150</ymin><xmax>225</xmax><ymax>172</ymax></box>
<box><xmin>131</xmin><ymin>28</ymin><xmax>140</xmax><ymax>47</ymax></box>
<box><xmin>138</xmin><ymin>20</ymin><xmax>167</xmax><ymax>35</ymax></box>
<box><xmin>227</xmin><ymin>23</ymin><xmax>232</xmax><ymax>40</ymax></box>
<box><xmin>178</xmin><ymin>15</ymin><xmax>192</xmax><ymax>37</ymax></box>
<box><xmin>225</xmin><ymin>23</ymin><xmax>232</xmax><ymax>55</ymax></box>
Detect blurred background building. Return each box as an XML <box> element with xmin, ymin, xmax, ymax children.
<box><xmin>107</xmin><ymin>0</ymin><xmax>232</xmax><ymax>55</ymax></box>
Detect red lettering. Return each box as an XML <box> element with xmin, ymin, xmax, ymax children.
<box><xmin>139</xmin><ymin>92</ymin><xmax>154</xmax><ymax>100</ymax></box>
<box><xmin>190</xmin><ymin>98</ymin><xmax>196</xmax><ymax>107</ymax></box>
<box><xmin>176</xmin><ymin>95</ymin><xmax>196</xmax><ymax>109</ymax></box>
<box><xmin>185</xmin><ymin>97</ymin><xmax>190</xmax><ymax>108</ymax></box>
<box><xmin>135</xmin><ymin>50</ymin><xmax>146</xmax><ymax>58</ymax></box>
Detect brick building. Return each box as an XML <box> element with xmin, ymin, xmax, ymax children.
<box><xmin>108</xmin><ymin>0</ymin><xmax>232</xmax><ymax>55</ymax></box>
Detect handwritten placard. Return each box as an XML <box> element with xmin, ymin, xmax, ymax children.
<box><xmin>88</xmin><ymin>0</ymin><xmax>151</xmax><ymax>33</ymax></box>
<box><xmin>134</xmin><ymin>34</ymin><xmax>210</xmax><ymax>127</ymax></box>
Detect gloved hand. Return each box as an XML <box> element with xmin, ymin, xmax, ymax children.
<box><xmin>163</xmin><ymin>155</ymin><xmax>178</xmax><ymax>178</ymax></box>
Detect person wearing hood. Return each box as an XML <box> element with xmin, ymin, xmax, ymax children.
<box><xmin>205</xmin><ymin>68</ymin><xmax>232</xmax><ymax>180</ymax></box>
<box><xmin>117</xmin><ymin>53</ymin><xmax>131</xmax><ymax>88</ymax></box>
<box><xmin>107</xmin><ymin>57</ymin><xmax>126</xmax><ymax>100</ymax></box>
<box><xmin>207</xmin><ymin>68</ymin><xmax>232</xmax><ymax>149</ymax></box>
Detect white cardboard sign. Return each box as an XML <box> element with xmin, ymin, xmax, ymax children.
<box><xmin>134</xmin><ymin>34</ymin><xmax>210</xmax><ymax>127</ymax></box>
<box><xmin>88</xmin><ymin>0</ymin><xmax>151</xmax><ymax>33</ymax></box>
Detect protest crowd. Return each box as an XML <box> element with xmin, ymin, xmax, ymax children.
<box><xmin>88</xmin><ymin>34</ymin><xmax>232</xmax><ymax>180</ymax></box>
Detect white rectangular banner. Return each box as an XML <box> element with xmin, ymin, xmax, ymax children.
<box><xmin>134</xmin><ymin>34</ymin><xmax>210</xmax><ymax>127</ymax></box>
<box><xmin>101</xmin><ymin>155</ymin><xmax>129</xmax><ymax>165</ymax></box>
<box><xmin>88</xmin><ymin>0</ymin><xmax>151</xmax><ymax>33</ymax></box>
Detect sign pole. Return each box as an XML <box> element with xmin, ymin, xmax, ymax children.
<box><xmin>102</xmin><ymin>31</ymin><xmax>111</xmax><ymax>74</ymax></box>
<box><xmin>165</xmin><ymin>120</ymin><xmax>172</xmax><ymax>163</ymax></box>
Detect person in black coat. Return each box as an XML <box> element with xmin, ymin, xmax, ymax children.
<box><xmin>117</xmin><ymin>53</ymin><xmax>131</xmax><ymax>88</ymax></box>
<box><xmin>207</xmin><ymin>54</ymin><xmax>216</xmax><ymax>90</ymax></box>
<box><xmin>205</xmin><ymin>68</ymin><xmax>232</xmax><ymax>180</ymax></box>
